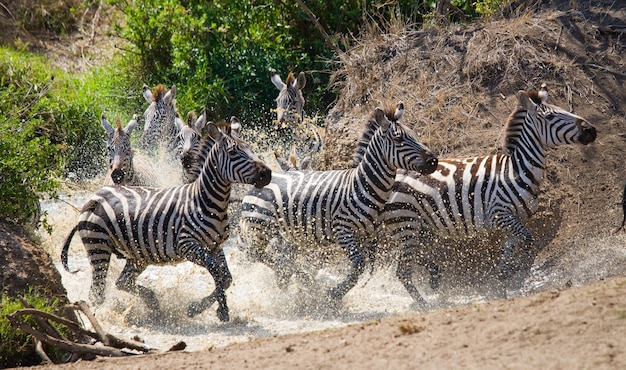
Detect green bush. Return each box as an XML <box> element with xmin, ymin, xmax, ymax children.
<box><xmin>0</xmin><ymin>47</ymin><xmax>145</xmax><ymax>228</ymax></box>
<box><xmin>0</xmin><ymin>289</ymin><xmax>69</xmax><ymax>368</ymax></box>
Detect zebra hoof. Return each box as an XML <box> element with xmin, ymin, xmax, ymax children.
<box><xmin>187</xmin><ymin>302</ymin><xmax>205</xmax><ymax>317</ymax></box>
<box><xmin>217</xmin><ymin>306</ymin><xmax>230</xmax><ymax>322</ymax></box>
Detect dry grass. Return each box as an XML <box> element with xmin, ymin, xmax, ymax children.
<box><xmin>320</xmin><ymin>2</ymin><xmax>623</xmax><ymax>168</ymax></box>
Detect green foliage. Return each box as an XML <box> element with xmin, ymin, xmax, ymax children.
<box><xmin>0</xmin><ymin>47</ymin><xmax>144</xmax><ymax>228</ymax></box>
<box><xmin>107</xmin><ymin>0</ymin><xmax>336</xmax><ymax>125</ymax></box>
<box><xmin>0</xmin><ymin>289</ymin><xmax>68</xmax><ymax>368</ymax></box>
<box><xmin>107</xmin><ymin>0</ymin><xmax>510</xmax><ymax>128</ymax></box>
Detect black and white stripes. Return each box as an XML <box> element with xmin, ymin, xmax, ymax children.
<box><xmin>61</xmin><ymin>121</ymin><xmax>271</xmax><ymax>321</ymax></box>
<box><xmin>239</xmin><ymin>103</ymin><xmax>438</xmax><ymax>301</ymax></box>
<box><xmin>382</xmin><ymin>88</ymin><xmax>597</xmax><ymax>307</ymax></box>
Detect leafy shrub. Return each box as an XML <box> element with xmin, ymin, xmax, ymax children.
<box><xmin>0</xmin><ymin>47</ymin><xmax>142</xmax><ymax>227</ymax></box>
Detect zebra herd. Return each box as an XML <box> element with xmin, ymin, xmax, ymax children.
<box><xmin>61</xmin><ymin>74</ymin><xmax>597</xmax><ymax>323</ymax></box>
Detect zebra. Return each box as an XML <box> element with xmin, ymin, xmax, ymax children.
<box><xmin>273</xmin><ymin>144</ymin><xmax>312</xmax><ymax>171</ymax></box>
<box><xmin>61</xmin><ymin>120</ymin><xmax>272</xmax><ymax>322</ymax></box>
<box><xmin>381</xmin><ymin>87</ymin><xmax>597</xmax><ymax>307</ymax></box>
<box><xmin>239</xmin><ymin>103</ymin><xmax>438</xmax><ymax>301</ymax></box>
<box><xmin>271</xmin><ymin>70</ymin><xmax>324</xmax><ymax>165</ymax></box>
<box><xmin>101</xmin><ymin>113</ymin><xmax>160</xmax><ymax>187</ymax></box>
<box><xmin>179</xmin><ymin>115</ymin><xmax>242</xmax><ymax>184</ymax></box>
<box><xmin>139</xmin><ymin>83</ymin><xmax>183</xmax><ymax>156</ymax></box>
<box><xmin>178</xmin><ymin>110</ymin><xmax>207</xmax><ymax>183</ymax></box>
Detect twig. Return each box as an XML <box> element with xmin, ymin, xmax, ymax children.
<box><xmin>293</xmin><ymin>0</ymin><xmax>344</xmax><ymax>57</ymax></box>
<box><xmin>0</xmin><ymin>1</ymin><xmax>14</xmax><ymax>20</ymax></box>
<box><xmin>7</xmin><ymin>313</ymin><xmax>128</xmax><ymax>358</ymax></box>
<box><xmin>34</xmin><ymin>338</ymin><xmax>53</xmax><ymax>365</ymax></box>
<box><xmin>75</xmin><ymin>301</ymin><xmax>109</xmax><ymax>346</ymax></box>
<box><xmin>584</xmin><ymin>63</ymin><xmax>626</xmax><ymax>78</ymax></box>
<box><xmin>555</xmin><ymin>25</ymin><xmax>563</xmax><ymax>50</ymax></box>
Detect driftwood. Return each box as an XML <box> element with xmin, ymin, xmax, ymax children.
<box><xmin>6</xmin><ymin>300</ymin><xmax>186</xmax><ymax>364</ymax></box>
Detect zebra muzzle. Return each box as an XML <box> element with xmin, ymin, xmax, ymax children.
<box><xmin>577</xmin><ymin>123</ymin><xmax>597</xmax><ymax>145</ymax></box>
<box><xmin>253</xmin><ymin>166</ymin><xmax>272</xmax><ymax>188</ymax></box>
<box><xmin>419</xmin><ymin>152</ymin><xmax>439</xmax><ymax>175</ymax></box>
<box><xmin>111</xmin><ymin>168</ymin><xmax>125</xmax><ymax>184</ymax></box>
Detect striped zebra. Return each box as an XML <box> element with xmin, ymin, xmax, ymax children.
<box><xmin>179</xmin><ymin>115</ymin><xmax>242</xmax><ymax>184</ymax></box>
<box><xmin>382</xmin><ymin>87</ymin><xmax>597</xmax><ymax>307</ymax></box>
<box><xmin>239</xmin><ymin>103</ymin><xmax>438</xmax><ymax>301</ymax></box>
<box><xmin>271</xmin><ymin>70</ymin><xmax>324</xmax><ymax>164</ymax></box>
<box><xmin>101</xmin><ymin>114</ymin><xmax>160</xmax><ymax>187</ymax></box>
<box><xmin>139</xmin><ymin>84</ymin><xmax>183</xmax><ymax>156</ymax></box>
<box><xmin>273</xmin><ymin>144</ymin><xmax>312</xmax><ymax>171</ymax></box>
<box><xmin>178</xmin><ymin>110</ymin><xmax>207</xmax><ymax>183</ymax></box>
<box><xmin>61</xmin><ymin>121</ymin><xmax>272</xmax><ymax>322</ymax></box>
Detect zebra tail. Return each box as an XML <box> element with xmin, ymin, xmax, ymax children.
<box><xmin>61</xmin><ymin>225</ymin><xmax>80</xmax><ymax>274</ymax></box>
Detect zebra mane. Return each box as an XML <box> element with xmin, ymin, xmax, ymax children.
<box><xmin>284</xmin><ymin>73</ymin><xmax>295</xmax><ymax>88</ymax></box>
<box><xmin>352</xmin><ymin>105</ymin><xmax>398</xmax><ymax>165</ymax></box>
<box><xmin>151</xmin><ymin>84</ymin><xmax>167</xmax><ymax>101</ymax></box>
<box><xmin>186</xmin><ymin>120</ymin><xmax>244</xmax><ymax>180</ymax></box>
<box><xmin>186</xmin><ymin>111</ymin><xmax>198</xmax><ymax>127</ymax></box>
<box><xmin>502</xmin><ymin>90</ymin><xmax>541</xmax><ymax>153</ymax></box>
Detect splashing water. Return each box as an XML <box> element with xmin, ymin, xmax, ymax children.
<box><xmin>37</xmin><ymin>132</ymin><xmax>626</xmax><ymax>352</ymax></box>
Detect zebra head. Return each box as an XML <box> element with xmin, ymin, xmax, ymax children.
<box><xmin>179</xmin><ymin>110</ymin><xmax>207</xmax><ymax>171</ymax></box>
<box><xmin>369</xmin><ymin>102</ymin><xmax>438</xmax><ymax>175</ymax></box>
<box><xmin>505</xmin><ymin>86</ymin><xmax>597</xmax><ymax>152</ymax></box>
<box><xmin>206</xmin><ymin>119</ymin><xmax>272</xmax><ymax>188</ymax></box>
<box><xmin>101</xmin><ymin>113</ymin><xmax>137</xmax><ymax>185</ymax></box>
<box><xmin>271</xmin><ymin>70</ymin><xmax>306</xmax><ymax>126</ymax></box>
<box><xmin>140</xmin><ymin>84</ymin><xmax>181</xmax><ymax>151</ymax></box>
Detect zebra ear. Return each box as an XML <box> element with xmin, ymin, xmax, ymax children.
<box><xmin>164</xmin><ymin>85</ymin><xmax>176</xmax><ymax>105</ymax></box>
<box><xmin>517</xmin><ymin>90</ymin><xmax>536</xmax><ymax>111</ymax></box>
<box><xmin>271</xmin><ymin>70</ymin><xmax>285</xmax><ymax>91</ymax></box>
<box><xmin>230</xmin><ymin>116</ymin><xmax>242</xmax><ymax>138</ymax></box>
<box><xmin>394</xmin><ymin>101</ymin><xmax>405</xmax><ymax>121</ymax></box>
<box><xmin>206</xmin><ymin>122</ymin><xmax>224</xmax><ymax>142</ymax></box>
<box><xmin>101</xmin><ymin>113</ymin><xmax>115</xmax><ymax>138</ymax></box>
<box><xmin>295</xmin><ymin>72</ymin><xmax>306</xmax><ymax>90</ymax></box>
<box><xmin>142</xmin><ymin>84</ymin><xmax>152</xmax><ymax>103</ymax></box>
<box><xmin>194</xmin><ymin>111</ymin><xmax>207</xmax><ymax>132</ymax></box>
<box><xmin>125</xmin><ymin>114</ymin><xmax>138</xmax><ymax>135</ymax></box>
<box><xmin>174</xmin><ymin>114</ymin><xmax>183</xmax><ymax>133</ymax></box>
<box><xmin>374</xmin><ymin>108</ymin><xmax>391</xmax><ymax>131</ymax></box>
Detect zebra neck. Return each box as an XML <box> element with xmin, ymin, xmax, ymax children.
<box><xmin>192</xmin><ymin>155</ymin><xmax>231</xmax><ymax>211</ymax></box>
<box><xmin>356</xmin><ymin>149</ymin><xmax>397</xmax><ymax>201</ymax></box>
<box><xmin>508</xmin><ymin>136</ymin><xmax>548</xmax><ymax>192</ymax></box>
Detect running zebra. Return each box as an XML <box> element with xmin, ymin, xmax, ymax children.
<box><xmin>101</xmin><ymin>113</ymin><xmax>160</xmax><ymax>187</ymax></box>
<box><xmin>271</xmin><ymin>70</ymin><xmax>324</xmax><ymax>164</ymax></box>
<box><xmin>239</xmin><ymin>103</ymin><xmax>438</xmax><ymax>301</ymax></box>
<box><xmin>382</xmin><ymin>87</ymin><xmax>597</xmax><ymax>307</ymax></box>
<box><xmin>178</xmin><ymin>110</ymin><xmax>207</xmax><ymax>183</ymax></box>
<box><xmin>180</xmin><ymin>115</ymin><xmax>242</xmax><ymax>184</ymax></box>
<box><xmin>61</xmin><ymin>120</ymin><xmax>272</xmax><ymax>322</ymax></box>
<box><xmin>139</xmin><ymin>83</ymin><xmax>183</xmax><ymax>156</ymax></box>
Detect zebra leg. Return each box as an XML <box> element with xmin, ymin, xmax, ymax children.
<box><xmin>494</xmin><ymin>216</ymin><xmax>533</xmax><ymax>298</ymax></box>
<box><xmin>87</xmin><ymin>245</ymin><xmax>113</xmax><ymax>306</ymax></box>
<box><xmin>115</xmin><ymin>260</ymin><xmax>159</xmax><ymax>311</ymax></box>
<box><xmin>327</xmin><ymin>232</ymin><xmax>365</xmax><ymax>301</ymax></box>
<box><xmin>186</xmin><ymin>247</ymin><xmax>231</xmax><ymax>322</ymax></box>
<box><xmin>242</xmin><ymin>221</ymin><xmax>294</xmax><ymax>290</ymax></box>
<box><xmin>396</xmin><ymin>241</ymin><xmax>430</xmax><ymax>309</ymax></box>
